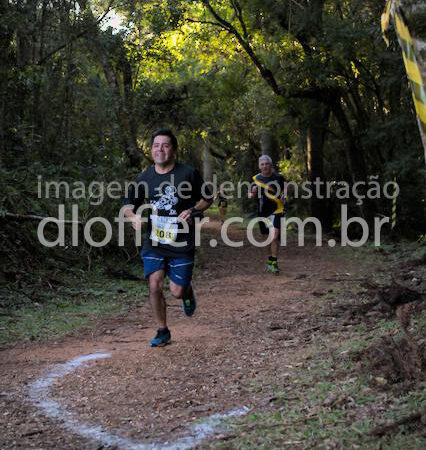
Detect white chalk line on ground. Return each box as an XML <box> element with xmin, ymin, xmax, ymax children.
<box><xmin>28</xmin><ymin>352</ymin><xmax>249</xmax><ymax>450</ymax></box>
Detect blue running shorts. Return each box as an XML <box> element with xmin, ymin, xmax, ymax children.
<box><xmin>141</xmin><ymin>249</ymin><xmax>194</xmax><ymax>287</ymax></box>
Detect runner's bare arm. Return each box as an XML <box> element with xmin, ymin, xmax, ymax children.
<box><xmin>249</xmin><ymin>184</ymin><xmax>258</xmax><ymax>199</ymax></box>
<box><xmin>123</xmin><ymin>206</ymin><xmax>145</xmax><ymax>231</ymax></box>
<box><xmin>178</xmin><ymin>198</ymin><xmax>213</xmax><ymax>222</ymax></box>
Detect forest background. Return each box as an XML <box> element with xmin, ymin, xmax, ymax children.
<box><xmin>1</xmin><ymin>3</ymin><xmax>426</xmax><ymax>448</ymax></box>
<box><xmin>0</xmin><ymin>0</ymin><xmax>425</xmax><ymax>305</ymax></box>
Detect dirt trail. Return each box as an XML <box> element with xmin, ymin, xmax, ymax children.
<box><xmin>0</xmin><ymin>217</ymin><xmax>363</xmax><ymax>449</ymax></box>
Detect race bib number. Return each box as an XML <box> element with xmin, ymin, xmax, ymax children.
<box><xmin>150</xmin><ymin>215</ymin><xmax>179</xmax><ymax>244</ymax></box>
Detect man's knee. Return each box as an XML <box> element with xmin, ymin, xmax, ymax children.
<box><xmin>148</xmin><ymin>274</ymin><xmax>164</xmax><ymax>295</ymax></box>
<box><xmin>170</xmin><ymin>283</ymin><xmax>185</xmax><ymax>299</ymax></box>
<box><xmin>272</xmin><ymin>229</ymin><xmax>280</xmax><ymax>242</ymax></box>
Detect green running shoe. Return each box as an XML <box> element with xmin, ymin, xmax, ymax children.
<box><xmin>266</xmin><ymin>260</ymin><xmax>280</xmax><ymax>274</ymax></box>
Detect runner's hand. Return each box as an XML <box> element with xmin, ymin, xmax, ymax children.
<box><xmin>130</xmin><ymin>215</ymin><xmax>144</xmax><ymax>231</ymax></box>
<box><xmin>178</xmin><ymin>209</ymin><xmax>192</xmax><ymax>222</ymax></box>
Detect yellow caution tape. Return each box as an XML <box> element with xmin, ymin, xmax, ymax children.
<box><xmin>252</xmin><ymin>175</ymin><xmax>284</xmax><ymax>214</ymax></box>
<box><xmin>391</xmin><ymin>175</ymin><xmax>397</xmax><ymax>230</ymax></box>
<box><xmin>401</xmin><ymin>53</ymin><xmax>422</xmax><ymax>86</ymax></box>
<box><xmin>382</xmin><ymin>0</ymin><xmax>426</xmax><ymax>144</ymax></box>
<box><xmin>381</xmin><ymin>0</ymin><xmax>393</xmax><ymax>46</ymax></box>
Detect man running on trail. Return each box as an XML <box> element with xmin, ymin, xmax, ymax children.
<box><xmin>250</xmin><ymin>154</ymin><xmax>285</xmax><ymax>274</ymax></box>
<box><xmin>122</xmin><ymin>129</ymin><xmax>213</xmax><ymax>347</ymax></box>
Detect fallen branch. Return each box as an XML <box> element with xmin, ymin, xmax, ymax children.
<box><xmin>2</xmin><ymin>212</ymin><xmax>82</xmax><ymax>225</ymax></box>
<box><xmin>368</xmin><ymin>410</ymin><xmax>423</xmax><ymax>436</ymax></box>
<box><xmin>21</xmin><ymin>429</ymin><xmax>44</xmax><ymax>437</ymax></box>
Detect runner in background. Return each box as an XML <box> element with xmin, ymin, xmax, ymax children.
<box><xmin>217</xmin><ymin>193</ymin><xmax>228</xmax><ymax>224</ymax></box>
<box><xmin>249</xmin><ymin>155</ymin><xmax>285</xmax><ymax>274</ymax></box>
<box><xmin>122</xmin><ymin>129</ymin><xmax>213</xmax><ymax>347</ymax></box>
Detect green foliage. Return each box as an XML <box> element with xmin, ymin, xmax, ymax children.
<box><xmin>1</xmin><ymin>0</ymin><xmax>425</xmax><ymax>307</ymax></box>
<box><xmin>0</xmin><ymin>266</ymin><xmax>147</xmax><ymax>346</ymax></box>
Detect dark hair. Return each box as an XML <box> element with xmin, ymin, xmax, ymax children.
<box><xmin>151</xmin><ymin>129</ymin><xmax>178</xmax><ymax>151</ymax></box>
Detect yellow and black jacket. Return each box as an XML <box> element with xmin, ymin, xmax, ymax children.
<box><xmin>252</xmin><ymin>172</ymin><xmax>285</xmax><ymax>216</ymax></box>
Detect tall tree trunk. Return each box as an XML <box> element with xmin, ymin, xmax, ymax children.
<box><xmin>118</xmin><ymin>50</ymin><xmax>141</xmax><ymax>169</ymax></box>
<box><xmin>79</xmin><ymin>0</ymin><xmax>142</xmax><ymax>169</ymax></box>
<box><xmin>330</xmin><ymin>93</ymin><xmax>376</xmax><ymax>222</ymax></box>
<box><xmin>0</xmin><ymin>0</ymin><xmax>14</xmax><ymax>160</ymax></box>
<box><xmin>15</xmin><ymin>0</ymin><xmax>35</xmax><ymax>68</ymax></box>
<box><xmin>97</xmin><ymin>47</ymin><xmax>141</xmax><ymax>169</ymax></box>
<box><xmin>260</xmin><ymin>131</ymin><xmax>279</xmax><ymax>163</ymax></box>
<box><xmin>202</xmin><ymin>141</ymin><xmax>213</xmax><ymax>183</ymax></box>
<box><xmin>32</xmin><ymin>0</ymin><xmax>49</xmax><ymax>153</ymax></box>
<box><xmin>306</xmin><ymin>102</ymin><xmax>332</xmax><ymax>231</ymax></box>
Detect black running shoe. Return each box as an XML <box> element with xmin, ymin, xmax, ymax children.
<box><xmin>182</xmin><ymin>287</ymin><xmax>197</xmax><ymax>317</ymax></box>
